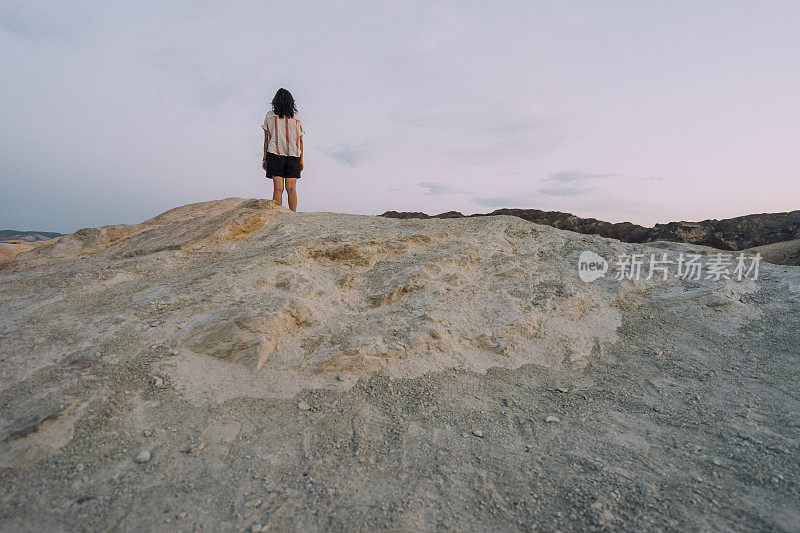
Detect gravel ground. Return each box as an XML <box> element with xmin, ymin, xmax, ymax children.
<box><xmin>1</xmin><ymin>275</ymin><xmax>798</xmax><ymax>531</ymax></box>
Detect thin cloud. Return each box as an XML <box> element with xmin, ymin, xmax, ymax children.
<box><xmin>536</xmin><ymin>170</ymin><xmax>667</xmax><ymax>197</ymax></box>
<box><xmin>542</xmin><ymin>170</ymin><xmax>618</xmax><ymax>185</ymax></box>
<box><xmin>0</xmin><ymin>3</ymin><xmax>83</xmax><ymax>44</ymax></box>
<box><xmin>537</xmin><ymin>170</ymin><xmax>618</xmax><ymax>197</ymax></box>
<box><xmin>496</xmin><ymin>171</ymin><xmax>526</xmax><ymax>180</ymax></box>
<box><xmin>385</xmin><ymin>104</ymin><xmax>568</xmax><ymax>163</ymax></box>
<box><xmin>418</xmin><ymin>182</ymin><xmax>472</xmax><ymax>196</ymax></box>
<box><xmin>471</xmin><ymin>196</ymin><xmax>530</xmax><ymax>208</ymax></box>
<box><xmin>440</xmin><ymin>113</ymin><xmax>566</xmax><ymax>162</ymax></box>
<box><xmin>331</xmin><ymin>145</ymin><xmax>368</xmax><ymax>168</ymax></box>
<box><xmin>538</xmin><ymin>186</ymin><xmax>587</xmax><ymax>197</ymax></box>
<box><xmin>140</xmin><ymin>44</ymin><xmax>259</xmax><ymax>107</ymax></box>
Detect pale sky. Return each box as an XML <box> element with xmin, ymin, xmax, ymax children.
<box><xmin>2</xmin><ymin>0</ymin><xmax>799</xmax><ymax>233</ymax></box>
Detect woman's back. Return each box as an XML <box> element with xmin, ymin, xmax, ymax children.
<box><xmin>263</xmin><ymin>110</ymin><xmax>304</xmax><ymax>157</ymax></box>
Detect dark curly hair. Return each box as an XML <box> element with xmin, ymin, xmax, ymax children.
<box><xmin>271</xmin><ymin>88</ymin><xmax>297</xmax><ymax>118</ymax></box>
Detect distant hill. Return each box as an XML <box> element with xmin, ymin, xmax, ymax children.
<box><xmin>380</xmin><ymin>208</ymin><xmax>800</xmax><ymax>251</ymax></box>
<box><xmin>0</xmin><ymin>230</ymin><xmax>63</xmax><ymax>242</ymax></box>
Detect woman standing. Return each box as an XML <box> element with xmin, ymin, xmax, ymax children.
<box><xmin>262</xmin><ymin>88</ymin><xmax>305</xmax><ymax>212</ymax></box>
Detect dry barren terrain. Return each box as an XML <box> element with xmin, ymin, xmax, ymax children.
<box><xmin>1</xmin><ymin>198</ymin><xmax>798</xmax><ymax>531</ymax></box>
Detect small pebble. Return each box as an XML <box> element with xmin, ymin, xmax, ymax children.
<box><xmin>472</xmin><ymin>430</ymin><xmax>484</xmax><ymax>438</ymax></box>
<box><xmin>143</xmin><ymin>429</ymin><xmax>153</xmax><ymax>437</ymax></box>
<box><xmin>297</xmin><ymin>401</ymin><xmax>312</xmax><ymax>411</ymax></box>
<box><xmin>134</xmin><ymin>450</ymin><xmax>151</xmax><ymax>463</ymax></box>
<box><xmin>545</xmin><ymin>416</ymin><xmax>560</xmax><ymax>424</ymax></box>
<box><xmin>185</xmin><ymin>442</ymin><xmax>206</xmax><ymax>454</ymax></box>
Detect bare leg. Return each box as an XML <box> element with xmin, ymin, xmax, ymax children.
<box><xmin>272</xmin><ymin>176</ymin><xmax>284</xmax><ymax>205</ymax></box>
<box><xmin>285</xmin><ymin>178</ymin><xmax>298</xmax><ymax>212</ymax></box>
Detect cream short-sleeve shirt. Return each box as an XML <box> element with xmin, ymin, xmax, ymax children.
<box><xmin>262</xmin><ymin>110</ymin><xmax>305</xmax><ymax>157</ymax></box>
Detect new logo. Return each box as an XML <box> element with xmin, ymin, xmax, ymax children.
<box><xmin>578</xmin><ymin>251</ymin><xmax>608</xmax><ymax>282</ymax></box>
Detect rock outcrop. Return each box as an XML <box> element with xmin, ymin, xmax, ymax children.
<box><xmin>3</xmin><ymin>198</ymin><xmax>634</xmax><ymax>399</ymax></box>
<box><xmin>3</xmin><ymin>197</ymin><xmax>792</xmax><ymax>399</ymax></box>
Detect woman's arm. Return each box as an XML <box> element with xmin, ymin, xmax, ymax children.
<box><xmin>268</xmin><ymin>130</ymin><xmax>274</xmax><ymax>170</ymax></box>
<box><xmin>300</xmin><ymin>137</ymin><xmax>304</xmax><ymax>170</ymax></box>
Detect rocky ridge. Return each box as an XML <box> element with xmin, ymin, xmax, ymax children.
<box><xmin>381</xmin><ymin>208</ymin><xmax>800</xmax><ymax>253</ymax></box>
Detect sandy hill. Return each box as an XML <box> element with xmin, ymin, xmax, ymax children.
<box><xmin>0</xmin><ymin>241</ymin><xmax>36</xmax><ymax>263</ymax></box>
<box><xmin>745</xmin><ymin>238</ymin><xmax>800</xmax><ymax>266</ymax></box>
<box><xmin>1</xmin><ymin>198</ymin><xmax>798</xmax><ymax>531</ymax></box>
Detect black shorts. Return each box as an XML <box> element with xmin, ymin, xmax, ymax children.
<box><xmin>265</xmin><ymin>152</ymin><xmax>302</xmax><ymax>179</ymax></box>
